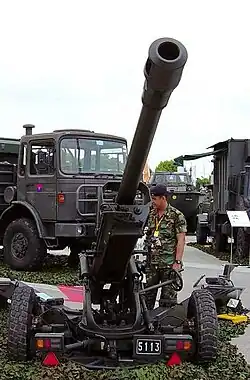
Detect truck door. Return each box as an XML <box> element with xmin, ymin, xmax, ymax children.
<box><xmin>25</xmin><ymin>139</ymin><xmax>57</xmax><ymax>221</ymax></box>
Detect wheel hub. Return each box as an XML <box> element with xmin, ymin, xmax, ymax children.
<box><xmin>11</xmin><ymin>233</ymin><xmax>29</xmax><ymax>260</ymax></box>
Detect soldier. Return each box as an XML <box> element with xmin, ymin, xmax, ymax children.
<box><xmin>144</xmin><ymin>183</ymin><xmax>187</xmax><ymax>309</ymax></box>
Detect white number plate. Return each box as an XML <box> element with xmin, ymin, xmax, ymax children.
<box><xmin>135</xmin><ymin>339</ymin><xmax>162</xmax><ymax>355</ymax></box>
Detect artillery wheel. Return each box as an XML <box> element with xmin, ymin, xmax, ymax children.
<box><xmin>188</xmin><ymin>288</ymin><xmax>218</xmax><ymax>363</ymax></box>
<box><xmin>196</xmin><ymin>221</ymin><xmax>208</xmax><ymax>245</ymax></box>
<box><xmin>169</xmin><ymin>269</ymin><xmax>183</xmax><ymax>291</ymax></box>
<box><xmin>3</xmin><ymin>218</ymin><xmax>46</xmax><ymax>271</ymax></box>
<box><xmin>7</xmin><ymin>285</ymin><xmax>37</xmax><ymax>361</ymax></box>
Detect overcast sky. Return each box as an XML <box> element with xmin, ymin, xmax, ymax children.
<box><xmin>0</xmin><ymin>0</ymin><xmax>249</xmax><ymax>178</ymax></box>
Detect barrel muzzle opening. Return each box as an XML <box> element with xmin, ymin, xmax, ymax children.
<box><xmin>157</xmin><ymin>41</ymin><xmax>180</xmax><ymax>61</ymax></box>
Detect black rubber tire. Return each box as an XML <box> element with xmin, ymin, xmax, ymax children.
<box><xmin>213</xmin><ymin>232</ymin><xmax>227</xmax><ymax>253</ymax></box>
<box><xmin>3</xmin><ymin>218</ymin><xmax>46</xmax><ymax>271</ymax></box>
<box><xmin>7</xmin><ymin>285</ymin><xmax>36</xmax><ymax>361</ymax></box>
<box><xmin>236</xmin><ymin>227</ymin><xmax>250</xmax><ymax>259</ymax></box>
<box><xmin>188</xmin><ymin>288</ymin><xmax>218</xmax><ymax>363</ymax></box>
<box><xmin>68</xmin><ymin>247</ymin><xmax>80</xmax><ymax>268</ymax></box>
<box><xmin>196</xmin><ymin>222</ymin><xmax>208</xmax><ymax>245</ymax></box>
<box><xmin>187</xmin><ymin>215</ymin><xmax>197</xmax><ymax>234</ymax></box>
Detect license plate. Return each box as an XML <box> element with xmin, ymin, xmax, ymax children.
<box><xmin>135</xmin><ymin>338</ymin><xmax>162</xmax><ymax>355</ymax></box>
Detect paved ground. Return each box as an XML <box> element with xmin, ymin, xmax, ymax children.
<box><xmin>182</xmin><ymin>236</ymin><xmax>250</xmax><ymax>363</ymax></box>
<box><xmin>1</xmin><ymin>236</ymin><xmax>250</xmax><ymax>362</ymax></box>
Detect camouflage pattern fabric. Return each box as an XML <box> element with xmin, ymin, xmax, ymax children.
<box><xmin>145</xmin><ymin>203</ymin><xmax>187</xmax><ymax>266</ymax></box>
<box><xmin>144</xmin><ymin>203</ymin><xmax>187</xmax><ymax>309</ymax></box>
<box><xmin>145</xmin><ymin>265</ymin><xmax>178</xmax><ymax>310</ymax></box>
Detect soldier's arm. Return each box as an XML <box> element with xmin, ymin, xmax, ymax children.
<box><xmin>145</xmin><ymin>209</ymin><xmax>154</xmax><ymax>234</ymax></box>
<box><xmin>175</xmin><ymin>211</ymin><xmax>187</xmax><ymax>262</ymax></box>
<box><xmin>144</xmin><ymin>210</ymin><xmax>154</xmax><ymax>247</ymax></box>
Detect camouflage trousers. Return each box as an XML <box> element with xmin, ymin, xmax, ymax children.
<box><xmin>144</xmin><ymin>265</ymin><xmax>178</xmax><ymax>310</ymax></box>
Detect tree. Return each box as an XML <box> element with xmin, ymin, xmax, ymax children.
<box><xmin>155</xmin><ymin>160</ymin><xmax>177</xmax><ymax>172</ymax></box>
<box><xmin>196</xmin><ymin>176</ymin><xmax>211</xmax><ymax>189</ymax></box>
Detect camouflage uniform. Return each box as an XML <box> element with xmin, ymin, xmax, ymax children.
<box><xmin>145</xmin><ymin>203</ymin><xmax>187</xmax><ymax>309</ymax></box>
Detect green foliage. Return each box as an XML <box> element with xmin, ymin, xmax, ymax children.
<box><xmin>155</xmin><ymin>160</ymin><xmax>177</xmax><ymax>172</ymax></box>
<box><xmin>0</xmin><ymin>255</ymin><xmax>250</xmax><ymax>379</ymax></box>
<box><xmin>196</xmin><ymin>176</ymin><xmax>211</xmax><ymax>189</ymax></box>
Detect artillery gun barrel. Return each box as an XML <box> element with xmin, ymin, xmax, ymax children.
<box><xmin>116</xmin><ymin>38</ymin><xmax>188</xmax><ymax>205</ymax></box>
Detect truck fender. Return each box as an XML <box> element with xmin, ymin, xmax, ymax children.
<box><xmin>0</xmin><ymin>201</ymin><xmax>45</xmax><ymax>238</ymax></box>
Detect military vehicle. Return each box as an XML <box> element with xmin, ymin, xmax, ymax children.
<box><xmin>149</xmin><ymin>170</ymin><xmax>202</xmax><ymax>233</ymax></box>
<box><xmin>0</xmin><ymin>125</ymin><xmax>131</xmax><ymax>270</ymax></box>
<box><xmin>180</xmin><ymin>139</ymin><xmax>250</xmax><ymax>256</ymax></box>
<box><xmin>198</xmin><ymin>184</ymin><xmax>213</xmax><ymax>214</ymax></box>
<box><xmin>0</xmin><ymin>35</ymin><xmax>221</xmax><ymax>370</ymax></box>
<box><xmin>0</xmin><ymin>137</ymin><xmax>20</xmax><ymax>164</ymax></box>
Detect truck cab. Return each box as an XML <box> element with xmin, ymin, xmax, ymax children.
<box><xmin>149</xmin><ymin>171</ymin><xmax>194</xmax><ymax>192</ymax></box>
<box><xmin>0</xmin><ymin>124</ymin><xmax>128</xmax><ymax>270</ymax></box>
<box><xmin>148</xmin><ymin>170</ymin><xmax>201</xmax><ymax>233</ymax></box>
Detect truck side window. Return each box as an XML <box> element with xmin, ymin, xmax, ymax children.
<box><xmin>19</xmin><ymin>143</ymin><xmax>27</xmax><ymax>176</ymax></box>
<box><xmin>29</xmin><ymin>141</ymin><xmax>55</xmax><ymax>176</ymax></box>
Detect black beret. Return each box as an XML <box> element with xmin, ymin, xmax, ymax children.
<box><xmin>150</xmin><ymin>184</ymin><xmax>168</xmax><ymax>196</ymax></box>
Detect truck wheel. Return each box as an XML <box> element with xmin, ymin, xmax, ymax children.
<box><xmin>187</xmin><ymin>215</ymin><xmax>197</xmax><ymax>234</ymax></box>
<box><xmin>236</xmin><ymin>228</ymin><xmax>250</xmax><ymax>259</ymax></box>
<box><xmin>3</xmin><ymin>218</ymin><xmax>46</xmax><ymax>270</ymax></box>
<box><xmin>214</xmin><ymin>232</ymin><xmax>227</xmax><ymax>253</ymax></box>
<box><xmin>188</xmin><ymin>288</ymin><xmax>218</xmax><ymax>363</ymax></box>
<box><xmin>196</xmin><ymin>222</ymin><xmax>208</xmax><ymax>245</ymax></box>
<box><xmin>68</xmin><ymin>246</ymin><xmax>80</xmax><ymax>268</ymax></box>
<box><xmin>7</xmin><ymin>285</ymin><xmax>37</xmax><ymax>361</ymax></box>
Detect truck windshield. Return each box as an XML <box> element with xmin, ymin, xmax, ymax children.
<box><xmin>154</xmin><ymin>174</ymin><xmax>189</xmax><ymax>184</ymax></box>
<box><xmin>60</xmin><ymin>137</ymin><xmax>128</xmax><ymax>175</ymax></box>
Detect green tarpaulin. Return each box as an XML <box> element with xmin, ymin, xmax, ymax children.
<box><xmin>173</xmin><ymin>148</ymin><xmax>226</xmax><ymax>166</ymax></box>
<box><xmin>0</xmin><ymin>138</ymin><xmax>20</xmax><ymax>155</ymax></box>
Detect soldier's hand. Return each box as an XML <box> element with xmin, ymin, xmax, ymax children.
<box><xmin>172</xmin><ymin>262</ymin><xmax>182</xmax><ymax>271</ymax></box>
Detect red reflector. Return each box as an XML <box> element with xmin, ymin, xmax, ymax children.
<box><xmin>42</xmin><ymin>352</ymin><xmax>60</xmax><ymax>367</ymax></box>
<box><xmin>166</xmin><ymin>352</ymin><xmax>182</xmax><ymax>367</ymax></box>
<box><xmin>44</xmin><ymin>338</ymin><xmax>51</xmax><ymax>349</ymax></box>
<box><xmin>57</xmin><ymin>193</ymin><xmax>65</xmax><ymax>204</ymax></box>
<box><xmin>176</xmin><ymin>340</ymin><xmax>184</xmax><ymax>350</ymax></box>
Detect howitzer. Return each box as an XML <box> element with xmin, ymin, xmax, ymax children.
<box><xmin>88</xmin><ymin>38</ymin><xmax>188</xmax><ymax>302</ymax></box>
<box><xmin>1</xmin><ymin>37</ymin><xmax>229</xmax><ymax>369</ymax></box>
